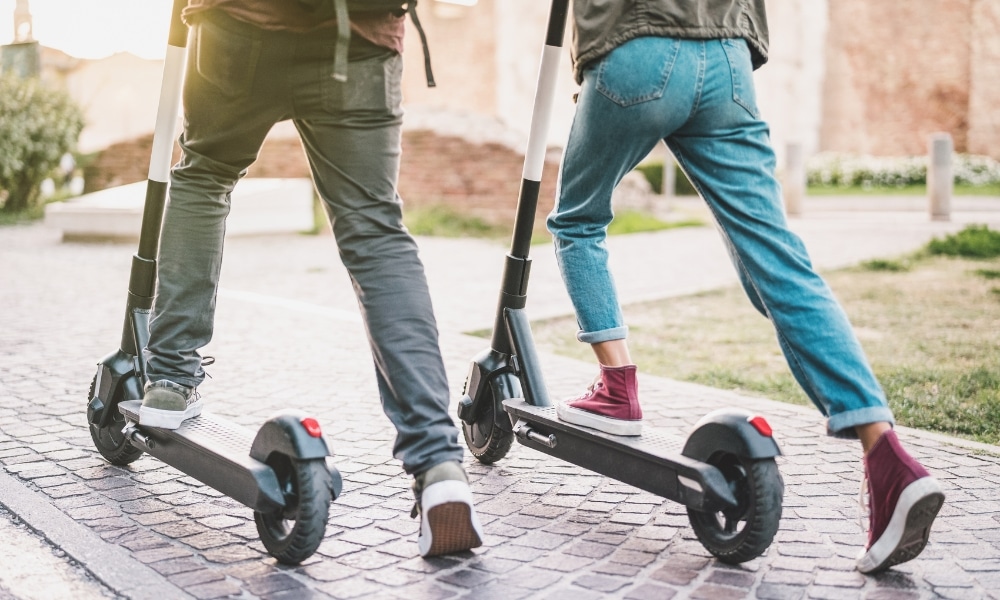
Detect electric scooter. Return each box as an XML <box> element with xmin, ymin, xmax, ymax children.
<box><xmin>85</xmin><ymin>0</ymin><xmax>341</xmax><ymax>565</ymax></box>
<box><xmin>457</xmin><ymin>0</ymin><xmax>784</xmax><ymax>564</ymax></box>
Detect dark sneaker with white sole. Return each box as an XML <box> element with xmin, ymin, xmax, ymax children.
<box><xmin>411</xmin><ymin>461</ymin><xmax>483</xmax><ymax>557</ymax></box>
<box><xmin>856</xmin><ymin>429</ymin><xmax>944</xmax><ymax>574</ymax></box>
<box><xmin>138</xmin><ymin>380</ymin><xmax>203</xmax><ymax>429</ymax></box>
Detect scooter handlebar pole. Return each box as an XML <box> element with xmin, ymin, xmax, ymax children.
<box><xmin>490</xmin><ymin>0</ymin><xmax>569</xmax><ymax>353</ymax></box>
<box><xmin>121</xmin><ymin>0</ymin><xmax>189</xmax><ymax>355</ymax></box>
<box><xmin>509</xmin><ymin>0</ymin><xmax>568</xmax><ymax>260</ymax></box>
<box><xmin>135</xmin><ymin>0</ymin><xmax>189</xmax><ymax>264</ymax></box>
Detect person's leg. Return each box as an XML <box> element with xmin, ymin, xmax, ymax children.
<box><xmin>668</xmin><ymin>38</ymin><xmax>942</xmax><ymax>573</ymax></box>
<box><xmin>291</xmin><ymin>46</ymin><xmax>479</xmax><ymax>555</ymax></box>
<box><xmin>141</xmin><ymin>11</ymin><xmax>283</xmax><ymax>428</ymax></box>
<box><xmin>546</xmin><ymin>37</ymin><xmax>697</xmax><ymax>435</ymax></box>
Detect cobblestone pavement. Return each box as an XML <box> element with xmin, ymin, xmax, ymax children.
<box><xmin>2</xmin><ymin>203</ymin><xmax>1000</xmax><ymax>600</ymax></box>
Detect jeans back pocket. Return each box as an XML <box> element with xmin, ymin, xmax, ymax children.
<box><xmin>720</xmin><ymin>38</ymin><xmax>761</xmax><ymax>119</ymax></box>
<box><xmin>193</xmin><ymin>17</ymin><xmax>261</xmax><ymax>98</ymax></box>
<box><xmin>322</xmin><ymin>52</ymin><xmax>402</xmax><ymax>116</ymax></box>
<box><xmin>594</xmin><ymin>37</ymin><xmax>680</xmax><ymax>108</ymax></box>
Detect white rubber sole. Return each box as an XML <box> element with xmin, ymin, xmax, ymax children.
<box><xmin>417</xmin><ymin>480</ymin><xmax>484</xmax><ymax>557</ymax></box>
<box><xmin>556</xmin><ymin>402</ymin><xmax>642</xmax><ymax>436</ymax></box>
<box><xmin>138</xmin><ymin>399</ymin><xmax>204</xmax><ymax>430</ymax></box>
<box><xmin>856</xmin><ymin>476</ymin><xmax>944</xmax><ymax>574</ymax></box>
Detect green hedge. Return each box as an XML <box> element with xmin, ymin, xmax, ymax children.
<box><xmin>0</xmin><ymin>74</ymin><xmax>85</xmax><ymax>213</ymax></box>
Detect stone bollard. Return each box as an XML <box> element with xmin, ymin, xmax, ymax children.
<box><xmin>783</xmin><ymin>142</ymin><xmax>805</xmax><ymax>217</ymax></box>
<box><xmin>928</xmin><ymin>133</ymin><xmax>953</xmax><ymax>222</ymax></box>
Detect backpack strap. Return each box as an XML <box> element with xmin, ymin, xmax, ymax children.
<box><xmin>319</xmin><ymin>0</ymin><xmax>435</xmax><ymax>87</ymax></box>
<box><xmin>406</xmin><ymin>3</ymin><xmax>435</xmax><ymax>88</ymax></box>
<box><xmin>332</xmin><ymin>0</ymin><xmax>350</xmax><ymax>82</ymax></box>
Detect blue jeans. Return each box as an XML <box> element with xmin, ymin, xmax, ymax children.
<box><xmin>546</xmin><ymin>37</ymin><xmax>894</xmax><ymax>436</ymax></box>
<box><xmin>143</xmin><ymin>10</ymin><xmax>462</xmax><ymax>473</ymax></box>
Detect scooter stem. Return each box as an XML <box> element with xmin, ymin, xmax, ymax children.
<box><xmin>119</xmin><ymin>0</ymin><xmax>188</xmax><ymax>356</ymax></box>
<box><xmin>489</xmin><ymin>0</ymin><xmax>569</xmax><ymax>353</ymax></box>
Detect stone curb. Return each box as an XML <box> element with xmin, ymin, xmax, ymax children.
<box><xmin>0</xmin><ymin>468</ymin><xmax>194</xmax><ymax>600</ymax></box>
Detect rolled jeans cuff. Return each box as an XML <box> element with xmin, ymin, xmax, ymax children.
<box><xmin>577</xmin><ymin>326</ymin><xmax>628</xmax><ymax>344</ymax></box>
<box><xmin>825</xmin><ymin>406</ymin><xmax>896</xmax><ymax>439</ymax></box>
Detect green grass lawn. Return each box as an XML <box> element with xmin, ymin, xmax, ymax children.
<box><xmin>806</xmin><ymin>183</ymin><xmax>1000</xmax><ymax>196</ymax></box>
<box><xmin>529</xmin><ymin>226</ymin><xmax>1000</xmax><ymax>446</ymax></box>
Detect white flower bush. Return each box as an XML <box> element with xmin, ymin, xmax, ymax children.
<box><xmin>806</xmin><ymin>152</ymin><xmax>1000</xmax><ymax>188</ymax></box>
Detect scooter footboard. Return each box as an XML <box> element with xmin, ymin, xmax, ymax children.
<box><xmin>119</xmin><ymin>400</ymin><xmax>285</xmax><ymax>513</ymax></box>
<box><xmin>503</xmin><ymin>399</ymin><xmax>737</xmax><ymax>511</ymax></box>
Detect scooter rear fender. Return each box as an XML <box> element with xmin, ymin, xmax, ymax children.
<box><xmin>682</xmin><ymin>408</ymin><xmax>781</xmax><ymax>462</ymax></box>
<box><xmin>249</xmin><ymin>410</ymin><xmax>332</xmax><ymax>462</ymax></box>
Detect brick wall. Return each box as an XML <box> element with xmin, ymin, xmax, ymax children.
<box><xmin>82</xmin><ymin>129</ymin><xmax>560</xmax><ymax>226</ymax></box>
<box><xmin>820</xmin><ymin>0</ymin><xmax>981</xmax><ymax>156</ymax></box>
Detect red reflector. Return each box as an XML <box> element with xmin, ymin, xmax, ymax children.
<box><xmin>301</xmin><ymin>417</ymin><xmax>323</xmax><ymax>438</ymax></box>
<box><xmin>748</xmin><ymin>415</ymin><xmax>773</xmax><ymax>437</ymax></box>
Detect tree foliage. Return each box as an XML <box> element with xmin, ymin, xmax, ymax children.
<box><xmin>0</xmin><ymin>74</ymin><xmax>85</xmax><ymax>213</ymax></box>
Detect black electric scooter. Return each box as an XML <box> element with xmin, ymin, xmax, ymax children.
<box><xmin>85</xmin><ymin>0</ymin><xmax>341</xmax><ymax>565</ymax></box>
<box><xmin>457</xmin><ymin>0</ymin><xmax>784</xmax><ymax>564</ymax></box>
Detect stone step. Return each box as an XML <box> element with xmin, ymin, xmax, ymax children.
<box><xmin>44</xmin><ymin>178</ymin><xmax>317</xmax><ymax>242</ymax></box>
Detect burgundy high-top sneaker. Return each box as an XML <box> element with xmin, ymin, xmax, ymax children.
<box><xmin>856</xmin><ymin>429</ymin><xmax>944</xmax><ymax>574</ymax></box>
<box><xmin>556</xmin><ymin>364</ymin><xmax>642</xmax><ymax>436</ymax></box>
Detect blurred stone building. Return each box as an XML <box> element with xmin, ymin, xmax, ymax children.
<box><xmin>18</xmin><ymin>0</ymin><xmax>998</xmax><ymax>224</ymax></box>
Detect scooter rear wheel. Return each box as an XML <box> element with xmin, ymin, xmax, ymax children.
<box><xmin>254</xmin><ymin>455</ymin><xmax>332</xmax><ymax>565</ymax></box>
<box><xmin>461</xmin><ymin>375</ymin><xmax>516</xmax><ymax>465</ymax></box>
<box><xmin>687</xmin><ymin>453</ymin><xmax>783</xmax><ymax>564</ymax></box>
<box><xmin>88</xmin><ymin>375</ymin><xmax>143</xmax><ymax>466</ymax></box>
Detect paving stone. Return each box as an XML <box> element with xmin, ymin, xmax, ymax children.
<box><xmin>133</xmin><ymin>545</ymin><xmax>196</xmax><ymax>564</ymax></box>
<box><xmin>338</xmin><ymin>549</ymin><xmax>404</xmax><ymax>570</ymax></box>
<box><xmin>707</xmin><ymin>568</ymin><xmax>756</xmax><ymax>588</ymax></box>
<box><xmin>571</xmin><ymin>573</ymin><xmax>631</xmax><ymax>592</ymax></box>
<box><xmin>511</xmin><ymin>530</ymin><xmax>572</xmax><ymax>551</ymax></box>
<box><xmin>755</xmin><ymin>583</ymin><xmax>806</xmax><ymax>600</ymax></box>
<box><xmin>181</xmin><ymin>531</ymin><xmax>244</xmax><ymax>551</ymax></box>
<box><xmin>44</xmin><ymin>482</ymin><xmax>93</xmax><ymax>498</ymax></box>
<box><xmin>301</xmin><ymin>562</ymin><xmax>360</xmax><ymax>582</ymax></box>
<box><xmin>245</xmin><ymin>573</ymin><xmax>308</xmax><ymax>596</ymax></box>
<box><xmin>4</xmin><ymin>221</ymin><xmax>1000</xmax><ymax>600</ymax></box>
<box><xmin>168</xmin><ymin>568</ymin><xmax>227</xmax><ymax>587</ymax></box>
<box><xmin>149</xmin><ymin>556</ymin><xmax>208</xmax><ymax>576</ymax></box>
<box><xmin>531</xmin><ymin>553</ymin><xmax>596</xmax><ymax>573</ymax></box>
<box><xmin>316</xmin><ymin>575</ymin><xmax>392</xmax><ymax>599</ymax></box>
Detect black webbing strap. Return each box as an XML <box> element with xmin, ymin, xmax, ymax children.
<box><xmin>407</xmin><ymin>3</ymin><xmax>435</xmax><ymax>87</ymax></box>
<box><xmin>332</xmin><ymin>0</ymin><xmax>350</xmax><ymax>82</ymax></box>
<box><xmin>328</xmin><ymin>0</ymin><xmax>435</xmax><ymax>87</ymax></box>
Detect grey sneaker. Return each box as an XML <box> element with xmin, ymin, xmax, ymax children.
<box><xmin>138</xmin><ymin>380</ymin><xmax>203</xmax><ymax>429</ymax></box>
<box><xmin>411</xmin><ymin>461</ymin><xmax>483</xmax><ymax>557</ymax></box>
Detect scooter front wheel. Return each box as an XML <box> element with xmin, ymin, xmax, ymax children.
<box><xmin>687</xmin><ymin>453</ymin><xmax>783</xmax><ymax>564</ymax></box>
<box><xmin>254</xmin><ymin>455</ymin><xmax>332</xmax><ymax>565</ymax></box>
<box><xmin>88</xmin><ymin>375</ymin><xmax>143</xmax><ymax>465</ymax></box>
<box><xmin>462</xmin><ymin>375</ymin><xmax>517</xmax><ymax>465</ymax></box>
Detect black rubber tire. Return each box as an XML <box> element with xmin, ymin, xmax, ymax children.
<box><xmin>254</xmin><ymin>456</ymin><xmax>332</xmax><ymax>565</ymax></box>
<box><xmin>461</xmin><ymin>375</ymin><xmax>516</xmax><ymax>465</ymax></box>
<box><xmin>88</xmin><ymin>375</ymin><xmax>143</xmax><ymax>466</ymax></box>
<box><xmin>687</xmin><ymin>454</ymin><xmax>783</xmax><ymax>564</ymax></box>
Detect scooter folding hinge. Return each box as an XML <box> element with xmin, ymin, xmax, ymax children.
<box><xmin>133</xmin><ymin>355</ymin><xmax>144</xmax><ymax>386</ymax></box>
<box><xmin>513</xmin><ymin>418</ymin><xmax>557</xmax><ymax>448</ymax></box>
<box><xmin>508</xmin><ymin>354</ymin><xmax>521</xmax><ymax>376</ymax></box>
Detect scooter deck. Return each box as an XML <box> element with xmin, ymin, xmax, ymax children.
<box><xmin>118</xmin><ymin>400</ymin><xmax>285</xmax><ymax>513</ymax></box>
<box><xmin>503</xmin><ymin>399</ymin><xmax>737</xmax><ymax>511</ymax></box>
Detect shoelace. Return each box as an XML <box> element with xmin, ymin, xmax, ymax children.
<box><xmin>202</xmin><ymin>356</ymin><xmax>215</xmax><ymax>380</ymax></box>
<box><xmin>857</xmin><ymin>476</ymin><xmax>871</xmax><ymax>533</ymax></box>
<box><xmin>584</xmin><ymin>373</ymin><xmax>604</xmax><ymax>395</ymax></box>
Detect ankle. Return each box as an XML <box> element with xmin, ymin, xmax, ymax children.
<box><xmin>857</xmin><ymin>422</ymin><xmax>893</xmax><ymax>455</ymax></box>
